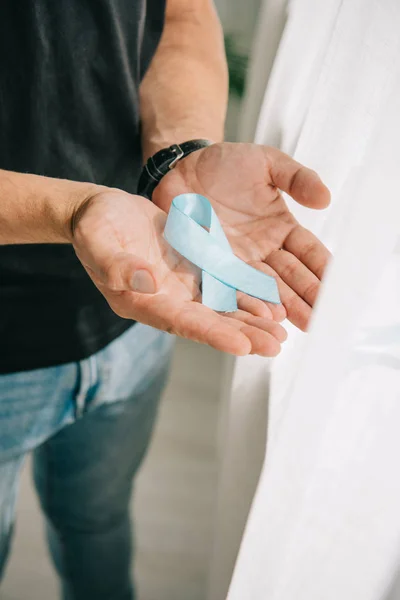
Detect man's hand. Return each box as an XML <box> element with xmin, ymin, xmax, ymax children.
<box><xmin>71</xmin><ymin>190</ymin><xmax>287</xmax><ymax>357</ymax></box>
<box><xmin>139</xmin><ymin>1</ymin><xmax>331</xmax><ymax>332</ymax></box>
<box><xmin>153</xmin><ymin>143</ymin><xmax>332</xmax><ymax>331</ymax></box>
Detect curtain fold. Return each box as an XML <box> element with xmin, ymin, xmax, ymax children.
<box><xmin>209</xmin><ymin>1</ymin><xmax>400</xmax><ymax>598</ymax></box>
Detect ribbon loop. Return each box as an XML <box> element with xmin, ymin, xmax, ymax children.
<box><xmin>164</xmin><ymin>193</ymin><xmax>280</xmax><ymax>312</ymax></box>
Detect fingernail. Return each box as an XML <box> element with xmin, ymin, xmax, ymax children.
<box><xmin>131</xmin><ymin>270</ymin><xmax>156</xmax><ymax>294</ymax></box>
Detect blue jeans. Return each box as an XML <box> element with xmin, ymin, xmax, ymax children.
<box><xmin>0</xmin><ymin>324</ymin><xmax>174</xmax><ymax>600</ymax></box>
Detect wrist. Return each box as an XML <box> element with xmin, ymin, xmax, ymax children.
<box><xmin>137</xmin><ymin>139</ymin><xmax>214</xmax><ymax>201</ymax></box>
<box><xmin>62</xmin><ymin>182</ymin><xmax>105</xmax><ymax>243</ymax></box>
<box><xmin>0</xmin><ymin>169</ymin><xmax>103</xmax><ymax>245</ymax></box>
<box><xmin>142</xmin><ymin>131</ymin><xmax>222</xmax><ymax>163</ymax></box>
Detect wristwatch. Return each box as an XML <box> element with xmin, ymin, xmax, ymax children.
<box><xmin>137</xmin><ymin>139</ymin><xmax>213</xmax><ymax>200</ymax></box>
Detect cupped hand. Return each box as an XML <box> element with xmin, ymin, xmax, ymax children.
<box><xmin>153</xmin><ymin>142</ymin><xmax>332</xmax><ymax>331</ymax></box>
<box><xmin>71</xmin><ymin>190</ymin><xmax>287</xmax><ymax>357</ymax></box>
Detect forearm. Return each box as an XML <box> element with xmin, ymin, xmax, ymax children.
<box><xmin>0</xmin><ymin>169</ymin><xmax>99</xmax><ymax>245</ymax></box>
<box><xmin>139</xmin><ymin>0</ymin><xmax>228</xmax><ymax>161</ymax></box>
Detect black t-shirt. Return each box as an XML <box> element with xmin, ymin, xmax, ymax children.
<box><xmin>0</xmin><ymin>0</ymin><xmax>166</xmax><ymax>374</ymax></box>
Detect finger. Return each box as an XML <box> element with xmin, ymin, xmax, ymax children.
<box><xmin>254</xmin><ymin>261</ymin><xmax>312</xmax><ymax>332</ymax></box>
<box><xmin>247</xmin><ymin>262</ymin><xmax>287</xmax><ymax>322</ymax></box>
<box><xmin>283</xmin><ymin>225</ymin><xmax>332</xmax><ymax>279</ymax></box>
<box><xmin>266</xmin><ymin>249</ymin><xmax>321</xmax><ymax>307</ymax></box>
<box><xmin>220</xmin><ymin>314</ymin><xmax>282</xmax><ymax>357</ymax></box>
<box><xmin>129</xmin><ymin>293</ymin><xmax>254</xmax><ymax>356</ymax></box>
<box><xmin>265</xmin><ymin>302</ymin><xmax>287</xmax><ymax>322</ymax></box>
<box><xmin>174</xmin><ymin>303</ymin><xmax>255</xmax><ymax>355</ymax></box>
<box><xmin>239</xmin><ymin>325</ymin><xmax>281</xmax><ymax>357</ymax></box>
<box><xmin>105</xmin><ymin>290</ymin><xmax>282</xmax><ymax>357</ymax></box>
<box><xmin>173</xmin><ymin>303</ymin><xmax>283</xmax><ymax>356</ymax></box>
<box><xmin>237</xmin><ymin>293</ymin><xmax>274</xmax><ymax>319</ymax></box>
<box><xmin>226</xmin><ymin>310</ymin><xmax>287</xmax><ymax>343</ymax></box>
<box><xmin>198</xmin><ymin>320</ymin><xmax>254</xmax><ymax>356</ymax></box>
<box><xmin>265</xmin><ymin>147</ymin><xmax>331</xmax><ymax>209</ymax></box>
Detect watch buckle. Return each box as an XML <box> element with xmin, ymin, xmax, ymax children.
<box><xmin>168</xmin><ymin>144</ymin><xmax>184</xmax><ymax>169</ymax></box>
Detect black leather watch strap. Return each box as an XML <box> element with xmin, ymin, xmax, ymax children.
<box><xmin>137</xmin><ymin>139</ymin><xmax>213</xmax><ymax>200</ymax></box>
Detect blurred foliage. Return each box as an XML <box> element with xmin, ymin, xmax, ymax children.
<box><xmin>224</xmin><ymin>33</ymin><xmax>249</xmax><ymax>98</ymax></box>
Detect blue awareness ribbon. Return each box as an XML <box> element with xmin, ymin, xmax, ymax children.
<box><xmin>163</xmin><ymin>193</ymin><xmax>281</xmax><ymax>312</ymax></box>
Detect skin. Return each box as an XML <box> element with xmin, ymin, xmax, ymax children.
<box><xmin>0</xmin><ymin>0</ymin><xmax>332</xmax><ymax>357</ymax></box>
<box><xmin>154</xmin><ymin>143</ymin><xmax>331</xmax><ymax>332</ymax></box>
<box><xmin>71</xmin><ymin>143</ymin><xmax>330</xmax><ymax>357</ymax></box>
<box><xmin>72</xmin><ymin>190</ymin><xmax>287</xmax><ymax>358</ymax></box>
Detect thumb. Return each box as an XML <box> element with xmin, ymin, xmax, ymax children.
<box><xmin>266</xmin><ymin>147</ymin><xmax>331</xmax><ymax>209</ymax></box>
<box><xmin>98</xmin><ymin>252</ymin><xmax>158</xmax><ymax>294</ymax></box>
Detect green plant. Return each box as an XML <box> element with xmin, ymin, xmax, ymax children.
<box><xmin>224</xmin><ymin>33</ymin><xmax>249</xmax><ymax>98</ymax></box>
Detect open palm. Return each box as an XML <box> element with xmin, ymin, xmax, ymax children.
<box><xmin>72</xmin><ymin>190</ymin><xmax>287</xmax><ymax>356</ymax></box>
<box><xmin>153</xmin><ymin>142</ymin><xmax>331</xmax><ymax>331</ymax></box>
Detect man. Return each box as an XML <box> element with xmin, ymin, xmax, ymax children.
<box><xmin>0</xmin><ymin>0</ymin><xmax>330</xmax><ymax>598</ymax></box>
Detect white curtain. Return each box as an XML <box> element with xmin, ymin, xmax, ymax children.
<box><xmin>209</xmin><ymin>1</ymin><xmax>400</xmax><ymax>598</ymax></box>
